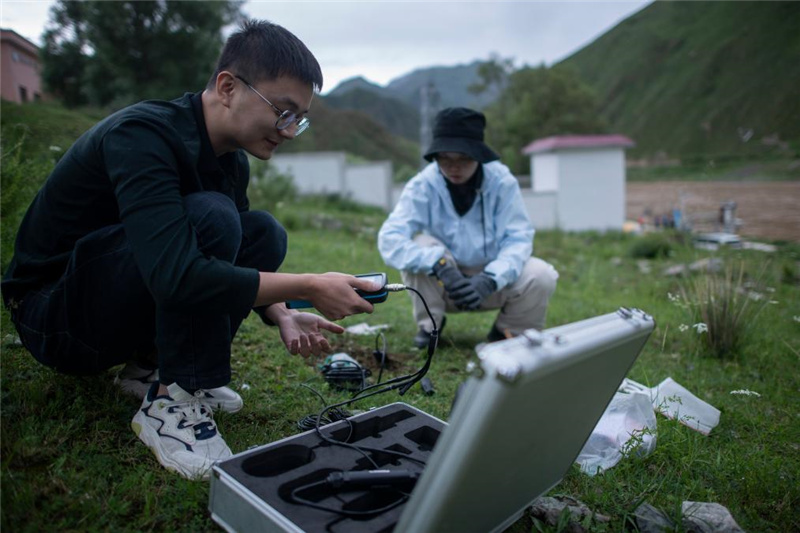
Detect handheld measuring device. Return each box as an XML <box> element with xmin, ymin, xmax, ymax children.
<box><xmin>286</xmin><ymin>272</ymin><xmax>389</xmax><ymax>309</ymax></box>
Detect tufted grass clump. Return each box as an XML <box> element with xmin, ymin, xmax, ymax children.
<box><xmin>629</xmin><ymin>233</ymin><xmax>673</xmax><ymax>259</ymax></box>
<box><xmin>679</xmin><ymin>262</ymin><xmax>770</xmax><ymax>359</ymax></box>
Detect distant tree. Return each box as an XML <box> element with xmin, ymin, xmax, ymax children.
<box><xmin>41</xmin><ymin>0</ymin><xmax>243</xmax><ymax>108</ymax></box>
<box><xmin>41</xmin><ymin>1</ymin><xmax>90</xmax><ymax>107</ymax></box>
<box><xmin>468</xmin><ymin>54</ymin><xmax>515</xmax><ymax>96</ymax></box>
<box><xmin>483</xmin><ymin>65</ymin><xmax>607</xmax><ymax>175</ymax></box>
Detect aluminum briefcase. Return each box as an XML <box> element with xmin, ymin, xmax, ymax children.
<box><xmin>209</xmin><ymin>308</ymin><xmax>655</xmax><ymax>533</ymax></box>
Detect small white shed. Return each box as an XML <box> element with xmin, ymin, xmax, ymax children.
<box><xmin>521</xmin><ymin>135</ymin><xmax>635</xmax><ymax>232</ymax></box>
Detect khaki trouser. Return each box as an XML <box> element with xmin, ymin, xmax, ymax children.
<box><xmin>400</xmin><ymin>235</ymin><xmax>559</xmax><ymax>336</ymax></box>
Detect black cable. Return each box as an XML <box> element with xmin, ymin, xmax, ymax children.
<box><xmin>297</xmin><ymin>381</ymin><xmax>354</xmax><ymax>435</ymax></box>
<box><xmin>311</xmin><ymin>286</ymin><xmax>439</xmax><ymax>466</ymax></box>
<box><xmin>289</xmin><ymin>480</ymin><xmax>410</xmax><ymax>517</ymax></box>
<box><xmin>293</xmin><ymin>285</ymin><xmax>439</xmax><ymax>516</ymax></box>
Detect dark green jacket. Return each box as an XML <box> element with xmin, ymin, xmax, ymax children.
<box><xmin>2</xmin><ymin>93</ymin><xmax>260</xmax><ymax>314</ymax></box>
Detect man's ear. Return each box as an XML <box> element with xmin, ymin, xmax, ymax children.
<box><xmin>215</xmin><ymin>71</ymin><xmax>237</xmax><ymax>108</ymax></box>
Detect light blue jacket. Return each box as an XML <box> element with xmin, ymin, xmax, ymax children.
<box><xmin>378</xmin><ymin>161</ymin><xmax>534</xmax><ymax>291</ymax></box>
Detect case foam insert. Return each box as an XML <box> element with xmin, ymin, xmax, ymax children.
<box><xmin>214</xmin><ymin>403</ymin><xmax>444</xmax><ymax>532</ymax></box>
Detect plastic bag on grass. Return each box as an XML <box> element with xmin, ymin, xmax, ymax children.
<box><xmin>621</xmin><ymin>377</ymin><xmax>720</xmax><ymax>436</ymax></box>
<box><xmin>575</xmin><ymin>391</ymin><xmax>657</xmax><ymax>476</ymax></box>
<box><xmin>651</xmin><ymin>378</ymin><xmax>720</xmax><ymax>435</ymax></box>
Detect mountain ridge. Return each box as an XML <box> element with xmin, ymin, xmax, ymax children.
<box><xmin>324</xmin><ymin>2</ymin><xmax>799</xmax><ymax>163</ymax></box>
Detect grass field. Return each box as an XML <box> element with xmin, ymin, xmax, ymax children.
<box><xmin>2</xmin><ymin>101</ymin><xmax>799</xmax><ymax>532</ymax></box>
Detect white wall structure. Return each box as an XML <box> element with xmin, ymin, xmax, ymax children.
<box><xmin>344</xmin><ymin>161</ymin><xmax>393</xmax><ymax>210</ymax></box>
<box><xmin>269</xmin><ymin>152</ymin><xmax>394</xmax><ymax>210</ymax></box>
<box><xmin>531</xmin><ymin>153</ymin><xmax>559</xmax><ymax>192</ymax></box>
<box><xmin>521</xmin><ymin>135</ymin><xmax>635</xmax><ymax>232</ymax></box>
<box><xmin>268</xmin><ymin>152</ymin><xmax>346</xmax><ymax>196</ymax></box>
<box><xmin>521</xmin><ymin>191</ymin><xmax>558</xmax><ymax>230</ymax></box>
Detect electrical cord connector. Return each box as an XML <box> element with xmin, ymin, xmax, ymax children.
<box><xmin>385</xmin><ymin>283</ymin><xmax>407</xmax><ymax>292</ymax></box>
<box><xmin>326</xmin><ymin>469</ymin><xmax>420</xmax><ymax>489</ymax></box>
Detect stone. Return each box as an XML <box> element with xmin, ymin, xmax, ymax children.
<box><xmin>529</xmin><ymin>495</ymin><xmax>610</xmax><ymax>533</ymax></box>
<box><xmin>682</xmin><ymin>501</ymin><xmax>745</xmax><ymax>533</ymax></box>
<box><xmin>633</xmin><ymin>502</ymin><xmax>676</xmax><ymax>533</ymax></box>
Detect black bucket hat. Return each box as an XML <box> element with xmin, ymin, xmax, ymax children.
<box><xmin>423</xmin><ymin>107</ymin><xmax>500</xmax><ymax>164</ymax></box>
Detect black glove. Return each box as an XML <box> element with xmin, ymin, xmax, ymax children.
<box><xmin>432</xmin><ymin>257</ymin><xmax>467</xmax><ymax>292</ymax></box>
<box><xmin>450</xmin><ymin>273</ymin><xmax>497</xmax><ymax>311</ymax></box>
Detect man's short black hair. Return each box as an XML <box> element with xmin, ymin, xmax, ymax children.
<box><xmin>208</xmin><ymin>19</ymin><xmax>323</xmax><ymax>91</ymax></box>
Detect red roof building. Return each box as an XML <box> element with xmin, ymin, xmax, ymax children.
<box><xmin>1</xmin><ymin>28</ymin><xmax>43</xmax><ymax>104</ymax></box>
<box><xmin>520</xmin><ymin>134</ymin><xmax>636</xmax><ymax>232</ymax></box>
<box><xmin>522</xmin><ymin>134</ymin><xmax>635</xmax><ymax>155</ymax></box>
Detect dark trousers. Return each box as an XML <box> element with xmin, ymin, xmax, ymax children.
<box><xmin>10</xmin><ymin>192</ymin><xmax>286</xmax><ymax>390</ymax></box>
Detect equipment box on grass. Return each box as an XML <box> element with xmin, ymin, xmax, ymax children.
<box><xmin>210</xmin><ymin>403</ymin><xmax>441</xmax><ymax>533</ymax></box>
<box><xmin>209</xmin><ymin>308</ymin><xmax>655</xmax><ymax>533</ymax></box>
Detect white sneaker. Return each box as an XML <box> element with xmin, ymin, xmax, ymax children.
<box><xmin>116</xmin><ymin>362</ymin><xmax>244</xmax><ymax>413</ymax></box>
<box><xmin>131</xmin><ymin>382</ymin><xmax>232</xmax><ymax>480</ymax></box>
<box><xmin>199</xmin><ymin>386</ymin><xmax>244</xmax><ymax>413</ymax></box>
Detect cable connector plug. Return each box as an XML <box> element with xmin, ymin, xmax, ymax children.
<box><xmin>385</xmin><ymin>283</ymin><xmax>407</xmax><ymax>292</ymax></box>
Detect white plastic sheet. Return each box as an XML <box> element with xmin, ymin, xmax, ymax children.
<box><xmin>575</xmin><ymin>391</ymin><xmax>657</xmax><ymax>476</ymax></box>
<box><xmin>344</xmin><ymin>322</ymin><xmax>391</xmax><ymax>335</ymax></box>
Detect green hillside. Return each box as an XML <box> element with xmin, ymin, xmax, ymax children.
<box><xmin>324</xmin><ymin>87</ymin><xmax>420</xmax><ymax>141</ymax></box>
<box><xmin>559</xmin><ymin>1</ymin><xmax>800</xmax><ymax>161</ymax></box>
<box><xmin>279</xmin><ymin>98</ymin><xmax>420</xmax><ymax>174</ymax></box>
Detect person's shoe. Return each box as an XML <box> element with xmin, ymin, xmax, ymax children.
<box><xmin>114</xmin><ymin>361</ymin><xmax>159</xmax><ymax>399</ymax></box>
<box><xmin>413</xmin><ymin>316</ymin><xmax>446</xmax><ymax>349</ymax></box>
<box><xmin>487</xmin><ymin>323</ymin><xmax>508</xmax><ymax>343</ymax></box>
<box><xmin>199</xmin><ymin>387</ymin><xmax>244</xmax><ymax>414</ymax></box>
<box><xmin>115</xmin><ymin>362</ymin><xmax>243</xmax><ymax>413</ymax></box>
<box><xmin>131</xmin><ymin>382</ymin><xmax>232</xmax><ymax>480</ymax></box>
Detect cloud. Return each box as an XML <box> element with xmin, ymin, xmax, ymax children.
<box><xmin>2</xmin><ymin>0</ymin><xmax>651</xmax><ymax>91</ymax></box>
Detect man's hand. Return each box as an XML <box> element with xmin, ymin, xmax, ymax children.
<box><xmin>254</xmin><ymin>271</ymin><xmax>379</xmax><ymax>321</ymax></box>
<box><xmin>273</xmin><ymin>310</ymin><xmax>345</xmax><ymax>357</ymax></box>
<box><xmin>450</xmin><ymin>273</ymin><xmax>497</xmax><ymax>311</ymax></box>
<box><xmin>306</xmin><ymin>273</ymin><xmax>379</xmax><ymax>321</ymax></box>
<box><xmin>432</xmin><ymin>256</ymin><xmax>468</xmax><ymax>293</ymax></box>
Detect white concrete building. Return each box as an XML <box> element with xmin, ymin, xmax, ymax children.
<box><xmin>266</xmin><ymin>135</ymin><xmax>634</xmax><ymax>233</ymax></box>
<box><xmin>268</xmin><ymin>152</ymin><xmax>394</xmax><ymax>211</ymax></box>
<box><xmin>520</xmin><ymin>135</ymin><xmax>635</xmax><ymax>232</ymax></box>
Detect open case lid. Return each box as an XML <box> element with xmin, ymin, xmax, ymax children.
<box><xmin>396</xmin><ymin>308</ymin><xmax>655</xmax><ymax>533</ymax></box>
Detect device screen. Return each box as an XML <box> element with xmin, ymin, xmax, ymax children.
<box><xmin>357</xmin><ymin>273</ymin><xmax>386</xmax><ymax>288</ymax></box>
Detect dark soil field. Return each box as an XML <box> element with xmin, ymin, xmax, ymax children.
<box><xmin>627</xmin><ymin>181</ymin><xmax>800</xmax><ymax>243</ymax></box>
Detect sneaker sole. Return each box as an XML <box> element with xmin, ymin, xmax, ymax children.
<box><xmin>131</xmin><ymin>411</ymin><xmax>212</xmax><ymax>480</ymax></box>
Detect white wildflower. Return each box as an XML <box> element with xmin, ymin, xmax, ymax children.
<box><xmin>49</xmin><ymin>145</ymin><xmax>62</xmax><ymax>151</ymax></box>
<box><xmin>766</xmin><ymin>287</ymin><xmax>776</xmax><ymax>293</ymax></box>
<box><xmin>240</xmin><ymin>383</ymin><xmax>251</xmax><ymax>390</ymax></box>
<box><xmin>679</xmin><ymin>324</ymin><xmax>689</xmax><ymax>332</ymax></box>
<box><xmin>769</xmin><ymin>300</ymin><xmax>779</xmax><ymax>305</ymax></box>
<box><xmin>794</xmin><ymin>316</ymin><xmax>800</xmax><ymax>323</ymax></box>
<box><xmin>667</xmin><ymin>292</ymin><xmax>681</xmax><ymax>304</ymax></box>
<box><xmin>693</xmin><ymin>323</ymin><xmax>708</xmax><ymax>334</ymax></box>
<box><xmin>730</xmin><ymin>389</ymin><xmax>761</xmax><ymax>397</ymax></box>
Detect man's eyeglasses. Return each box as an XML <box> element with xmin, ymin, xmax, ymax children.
<box><xmin>235</xmin><ymin>75</ymin><xmax>310</xmax><ymax>136</ymax></box>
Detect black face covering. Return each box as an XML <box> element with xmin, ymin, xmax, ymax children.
<box><xmin>444</xmin><ymin>165</ymin><xmax>484</xmax><ymax>217</ymax></box>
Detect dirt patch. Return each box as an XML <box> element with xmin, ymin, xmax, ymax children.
<box><xmin>627</xmin><ymin>181</ymin><xmax>800</xmax><ymax>242</ymax></box>
<box><xmin>312</xmin><ymin>336</ymin><xmax>421</xmax><ymax>376</ymax></box>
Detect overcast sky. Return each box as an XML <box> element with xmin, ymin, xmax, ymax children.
<box><xmin>2</xmin><ymin>0</ymin><xmax>651</xmax><ymax>93</ymax></box>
